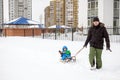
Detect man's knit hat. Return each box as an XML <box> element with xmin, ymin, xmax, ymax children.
<box><xmin>93</xmin><ymin>17</ymin><xmax>99</xmax><ymax>22</ymax></box>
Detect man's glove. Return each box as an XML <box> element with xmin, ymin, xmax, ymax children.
<box><xmin>83</xmin><ymin>45</ymin><xmax>87</xmax><ymax>48</ymax></box>
<box><xmin>106</xmin><ymin>47</ymin><xmax>112</xmax><ymax>52</ymax></box>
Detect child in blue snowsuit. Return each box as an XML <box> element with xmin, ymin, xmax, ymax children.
<box><xmin>59</xmin><ymin>46</ymin><xmax>71</xmax><ymax>60</ymax></box>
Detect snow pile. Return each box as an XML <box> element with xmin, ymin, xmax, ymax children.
<box><xmin>0</xmin><ymin>37</ymin><xmax>120</xmax><ymax>80</ymax></box>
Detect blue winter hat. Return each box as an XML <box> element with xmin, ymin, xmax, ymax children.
<box><xmin>62</xmin><ymin>46</ymin><xmax>68</xmax><ymax>51</ymax></box>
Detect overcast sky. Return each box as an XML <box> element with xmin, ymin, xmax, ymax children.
<box><xmin>4</xmin><ymin>0</ymin><xmax>50</xmax><ymax>23</ymax></box>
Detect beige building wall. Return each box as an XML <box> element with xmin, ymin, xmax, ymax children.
<box><xmin>73</xmin><ymin>0</ymin><xmax>78</xmax><ymax>28</ymax></box>
<box><xmin>56</xmin><ymin>0</ymin><xmax>65</xmax><ymax>26</ymax></box>
<box><xmin>65</xmin><ymin>0</ymin><xmax>78</xmax><ymax>28</ymax></box>
<box><xmin>50</xmin><ymin>0</ymin><xmax>56</xmax><ymax>26</ymax></box>
<box><xmin>45</xmin><ymin>0</ymin><xmax>78</xmax><ymax>28</ymax></box>
<box><xmin>45</xmin><ymin>6</ymin><xmax>50</xmax><ymax>27</ymax></box>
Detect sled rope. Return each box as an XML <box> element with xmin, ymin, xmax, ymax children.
<box><xmin>74</xmin><ymin>47</ymin><xmax>84</xmax><ymax>56</ymax></box>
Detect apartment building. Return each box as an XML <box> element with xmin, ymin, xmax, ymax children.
<box><xmin>9</xmin><ymin>0</ymin><xmax>32</xmax><ymax>20</ymax></box>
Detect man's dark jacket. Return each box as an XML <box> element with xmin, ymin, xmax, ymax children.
<box><xmin>84</xmin><ymin>23</ymin><xmax>110</xmax><ymax>49</ymax></box>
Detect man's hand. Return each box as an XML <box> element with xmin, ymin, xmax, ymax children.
<box><xmin>83</xmin><ymin>45</ymin><xmax>87</xmax><ymax>48</ymax></box>
<box><xmin>106</xmin><ymin>48</ymin><xmax>112</xmax><ymax>52</ymax></box>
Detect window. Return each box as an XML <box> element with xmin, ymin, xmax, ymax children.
<box><xmin>88</xmin><ymin>0</ymin><xmax>98</xmax><ymax>26</ymax></box>
<box><xmin>113</xmin><ymin>20</ymin><xmax>117</xmax><ymax>26</ymax></box>
<box><xmin>88</xmin><ymin>19</ymin><xmax>91</xmax><ymax>26</ymax></box>
<box><xmin>91</xmin><ymin>9</ymin><xmax>95</xmax><ymax>16</ymax></box>
<box><xmin>88</xmin><ymin>2</ymin><xmax>91</xmax><ymax>9</ymax></box>
<box><xmin>114</xmin><ymin>0</ymin><xmax>119</xmax><ymax>1</ymax></box>
<box><xmin>96</xmin><ymin>2</ymin><xmax>98</xmax><ymax>8</ymax></box>
<box><xmin>114</xmin><ymin>2</ymin><xmax>119</xmax><ymax>8</ymax></box>
<box><xmin>114</xmin><ymin>0</ymin><xmax>119</xmax><ymax>27</ymax></box>
<box><xmin>114</xmin><ymin>9</ymin><xmax>119</xmax><ymax>17</ymax></box>
<box><xmin>91</xmin><ymin>2</ymin><xmax>95</xmax><ymax>9</ymax></box>
<box><xmin>114</xmin><ymin>2</ymin><xmax>117</xmax><ymax>8</ymax></box>
<box><xmin>113</xmin><ymin>19</ymin><xmax>119</xmax><ymax>26</ymax></box>
<box><xmin>95</xmin><ymin>9</ymin><xmax>98</xmax><ymax>16</ymax></box>
<box><xmin>88</xmin><ymin>10</ymin><xmax>91</xmax><ymax>17</ymax></box>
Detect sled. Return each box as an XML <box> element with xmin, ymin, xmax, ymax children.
<box><xmin>59</xmin><ymin>47</ymin><xmax>84</xmax><ymax>63</ymax></box>
<box><xmin>59</xmin><ymin>50</ymin><xmax>76</xmax><ymax>63</ymax></box>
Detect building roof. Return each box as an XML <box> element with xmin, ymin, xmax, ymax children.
<box><xmin>4</xmin><ymin>17</ymin><xmax>40</xmax><ymax>25</ymax></box>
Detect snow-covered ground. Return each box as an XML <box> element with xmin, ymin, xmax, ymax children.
<box><xmin>0</xmin><ymin>37</ymin><xmax>120</xmax><ymax>80</ymax></box>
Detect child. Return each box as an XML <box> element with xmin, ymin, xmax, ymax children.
<box><xmin>59</xmin><ymin>46</ymin><xmax>71</xmax><ymax>61</ymax></box>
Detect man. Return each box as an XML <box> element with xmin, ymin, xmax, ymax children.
<box><xmin>84</xmin><ymin>17</ymin><xmax>111</xmax><ymax>70</ymax></box>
